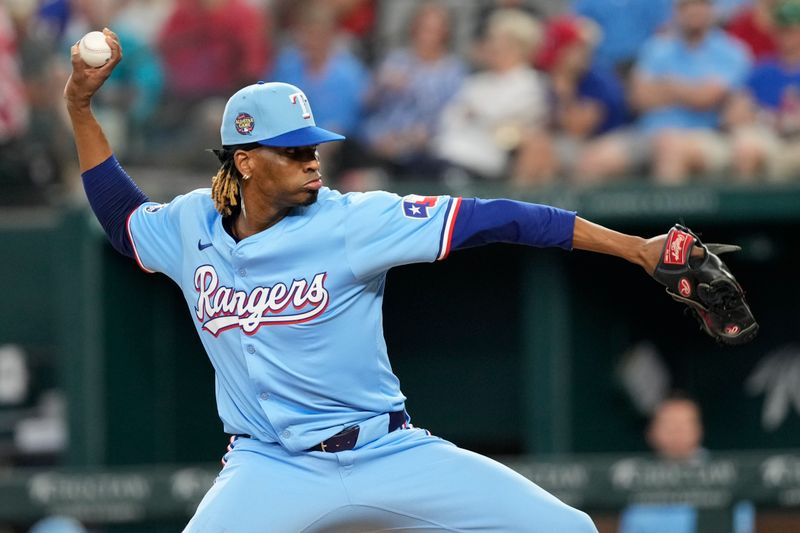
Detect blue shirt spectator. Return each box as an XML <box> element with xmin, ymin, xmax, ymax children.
<box><xmin>620</xmin><ymin>501</ymin><xmax>755</xmax><ymax>533</ymax></box>
<box><xmin>38</xmin><ymin>0</ymin><xmax>70</xmax><ymax>42</ymax></box>
<box><xmin>619</xmin><ymin>504</ymin><xmax>697</xmax><ymax>533</ymax></box>
<box><xmin>618</xmin><ymin>396</ymin><xmax>755</xmax><ymax>533</ymax></box>
<box><xmin>635</xmin><ymin>29</ymin><xmax>751</xmax><ymax>131</ymax></box>
<box><xmin>575</xmin><ymin>66</ymin><xmax>628</xmax><ymax>134</ymax></box>
<box><xmin>270</xmin><ymin>45</ymin><xmax>368</xmax><ymax>137</ymax></box>
<box><xmin>725</xmin><ymin>3</ymin><xmax>800</xmax><ymax>182</ymax></box>
<box><xmin>361</xmin><ymin>2</ymin><xmax>466</xmax><ymax>170</ymax></box>
<box><xmin>747</xmin><ymin>58</ymin><xmax>800</xmax><ymax>110</ymax></box>
<box><xmin>572</xmin><ymin>0</ymin><xmax>673</xmax><ymax>72</ymax></box>
<box><xmin>362</xmin><ymin>50</ymin><xmax>465</xmax><ymax>158</ymax></box>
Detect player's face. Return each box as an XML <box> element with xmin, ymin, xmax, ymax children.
<box><xmin>241</xmin><ymin>144</ymin><xmax>322</xmax><ymax>208</ymax></box>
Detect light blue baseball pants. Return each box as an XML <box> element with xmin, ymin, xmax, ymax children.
<box><xmin>184</xmin><ymin>428</ymin><xmax>598</xmax><ymax>532</ymax></box>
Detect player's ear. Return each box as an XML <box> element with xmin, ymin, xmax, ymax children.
<box><xmin>233</xmin><ymin>149</ymin><xmax>253</xmax><ymax>178</ymax></box>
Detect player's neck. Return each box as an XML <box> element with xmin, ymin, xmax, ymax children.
<box><xmin>232</xmin><ymin>206</ymin><xmax>290</xmax><ymax>240</ymax></box>
<box><xmin>231</xmin><ymin>189</ymin><xmax>292</xmax><ymax>239</ymax></box>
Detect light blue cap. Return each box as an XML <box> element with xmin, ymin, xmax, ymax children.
<box><xmin>220</xmin><ymin>81</ymin><xmax>345</xmax><ymax>147</ymax></box>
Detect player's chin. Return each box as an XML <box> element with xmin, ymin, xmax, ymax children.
<box><xmin>299</xmin><ymin>189</ymin><xmax>319</xmax><ymax>206</ymax></box>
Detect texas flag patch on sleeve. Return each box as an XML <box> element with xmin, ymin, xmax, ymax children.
<box><xmin>402</xmin><ymin>195</ymin><xmax>438</xmax><ymax>219</ymax></box>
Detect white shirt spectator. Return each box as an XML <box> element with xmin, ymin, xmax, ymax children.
<box><xmin>435</xmin><ymin>65</ymin><xmax>548</xmax><ymax>178</ymax></box>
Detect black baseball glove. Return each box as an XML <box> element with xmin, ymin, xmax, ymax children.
<box><xmin>651</xmin><ymin>224</ymin><xmax>758</xmax><ymax>345</ymax></box>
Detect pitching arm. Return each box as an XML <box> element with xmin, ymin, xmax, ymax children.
<box><xmin>64</xmin><ymin>28</ymin><xmax>148</xmax><ymax>258</ymax></box>
<box><xmin>65</xmin><ymin>28</ymin><xmax>120</xmax><ymax>172</ymax></box>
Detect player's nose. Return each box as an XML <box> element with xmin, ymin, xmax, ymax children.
<box><xmin>304</xmin><ymin>154</ymin><xmax>321</xmax><ymax>173</ymax></box>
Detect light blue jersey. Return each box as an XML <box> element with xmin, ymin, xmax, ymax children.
<box><xmin>127</xmin><ymin>187</ymin><xmax>461</xmax><ymax>452</ymax></box>
<box><xmin>126</xmin><ymin>187</ymin><xmax>597</xmax><ymax>532</ymax></box>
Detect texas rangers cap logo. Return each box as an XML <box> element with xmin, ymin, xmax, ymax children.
<box><xmin>402</xmin><ymin>195</ymin><xmax>438</xmax><ymax>219</ymax></box>
<box><xmin>235</xmin><ymin>113</ymin><xmax>255</xmax><ymax>136</ymax></box>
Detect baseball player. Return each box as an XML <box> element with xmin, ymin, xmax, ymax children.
<box><xmin>64</xmin><ymin>30</ymin><xmax>723</xmax><ymax>533</ymax></box>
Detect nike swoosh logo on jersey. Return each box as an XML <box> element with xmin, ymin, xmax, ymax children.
<box><xmin>198</xmin><ymin>240</ymin><xmax>213</xmax><ymax>251</ymax></box>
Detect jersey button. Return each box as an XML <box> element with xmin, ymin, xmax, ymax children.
<box><xmin>259</xmin><ymin>392</ymin><xmax>269</xmax><ymax>401</ymax></box>
<box><xmin>281</xmin><ymin>430</ymin><xmax>291</xmax><ymax>439</ymax></box>
<box><xmin>246</xmin><ymin>345</ymin><xmax>255</xmax><ymax>354</ymax></box>
<box><xmin>238</xmin><ymin>268</ymin><xmax>247</xmax><ymax>277</ymax></box>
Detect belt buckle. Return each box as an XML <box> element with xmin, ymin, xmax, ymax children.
<box><xmin>319</xmin><ymin>424</ymin><xmax>359</xmax><ymax>453</ymax></box>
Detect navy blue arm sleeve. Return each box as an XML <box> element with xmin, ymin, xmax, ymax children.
<box><xmin>450</xmin><ymin>198</ymin><xmax>576</xmax><ymax>251</ymax></box>
<box><xmin>81</xmin><ymin>155</ymin><xmax>149</xmax><ymax>258</ymax></box>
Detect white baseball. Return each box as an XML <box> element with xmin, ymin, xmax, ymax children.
<box><xmin>78</xmin><ymin>31</ymin><xmax>112</xmax><ymax>68</ymax></box>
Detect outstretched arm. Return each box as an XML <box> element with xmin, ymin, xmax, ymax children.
<box><xmin>448</xmin><ymin>199</ymin><xmax>755</xmax><ymax>344</ymax></box>
<box><xmin>572</xmin><ymin>217</ymin><xmax>667</xmax><ymax>274</ymax></box>
<box><xmin>450</xmin><ymin>199</ymin><xmax>672</xmax><ymax>275</ymax></box>
<box><xmin>64</xmin><ymin>28</ymin><xmax>148</xmax><ymax>257</ymax></box>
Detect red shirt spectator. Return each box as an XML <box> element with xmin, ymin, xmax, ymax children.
<box><xmin>277</xmin><ymin>0</ymin><xmax>376</xmax><ymax>41</ymax></box>
<box><xmin>158</xmin><ymin>0</ymin><xmax>271</xmax><ymax>100</ymax></box>
<box><xmin>727</xmin><ymin>0</ymin><xmax>778</xmax><ymax>60</ymax></box>
<box><xmin>335</xmin><ymin>0</ymin><xmax>376</xmax><ymax>38</ymax></box>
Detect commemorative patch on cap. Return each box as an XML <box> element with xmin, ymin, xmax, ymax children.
<box><xmin>235</xmin><ymin>113</ymin><xmax>255</xmax><ymax>135</ymax></box>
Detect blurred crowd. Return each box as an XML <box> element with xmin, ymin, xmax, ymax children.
<box><xmin>3</xmin><ymin>0</ymin><xmax>800</xmax><ymax>203</ymax></box>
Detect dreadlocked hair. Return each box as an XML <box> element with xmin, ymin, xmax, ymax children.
<box><xmin>209</xmin><ymin>143</ymin><xmax>261</xmax><ymax>217</ymax></box>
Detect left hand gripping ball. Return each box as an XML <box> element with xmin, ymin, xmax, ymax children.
<box><xmin>78</xmin><ymin>31</ymin><xmax>112</xmax><ymax>68</ymax></box>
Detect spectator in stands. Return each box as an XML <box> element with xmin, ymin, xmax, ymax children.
<box><xmin>37</xmin><ymin>0</ymin><xmax>70</xmax><ymax>43</ymax></box>
<box><xmin>727</xmin><ymin>0</ymin><xmax>800</xmax><ymax>182</ymax></box>
<box><xmin>434</xmin><ymin>9</ymin><xmax>548</xmax><ymax>181</ymax></box>
<box><xmin>513</xmin><ymin>15</ymin><xmax>627</xmax><ymax>186</ymax></box>
<box><xmin>618</xmin><ymin>393</ymin><xmax>755</xmax><ymax>533</ymax></box>
<box><xmin>361</xmin><ymin>2</ymin><xmax>466</xmax><ymax>179</ymax></box>
<box><xmin>273</xmin><ymin>0</ymin><xmax>378</xmax><ymax>58</ymax></box>
<box><xmin>472</xmin><ymin>0</ymin><xmax>547</xmax><ymax>39</ymax></box>
<box><xmin>580</xmin><ymin>0</ymin><xmax>751</xmax><ymax>185</ymax></box>
<box><xmin>158</xmin><ymin>0</ymin><xmax>270</xmax><ymax>102</ymax></box>
<box><xmin>8</xmin><ymin>0</ymin><xmax>71</xmax><ymax>198</ymax></box>
<box><xmin>377</xmin><ymin>0</ymin><xmax>567</xmax><ymax>65</ymax></box>
<box><xmin>112</xmin><ymin>0</ymin><xmax>172</xmax><ymax>48</ymax></box>
<box><xmin>270</xmin><ymin>0</ymin><xmax>369</xmax><ymax>146</ymax></box>
<box><xmin>329</xmin><ymin>0</ymin><xmax>378</xmax><ymax>48</ymax></box>
<box><xmin>645</xmin><ymin>393</ymin><xmax>706</xmax><ymax>463</ymax></box>
<box><xmin>0</xmin><ymin>3</ymin><xmax>37</xmax><ymax>204</ymax></box>
<box><xmin>154</xmin><ymin>0</ymin><xmax>270</xmax><ymax>166</ymax></box>
<box><xmin>571</xmin><ymin>0</ymin><xmax>673</xmax><ymax>77</ymax></box>
<box><xmin>0</xmin><ymin>4</ymin><xmax>28</xmax><ymax>147</ymax></box>
<box><xmin>618</xmin><ymin>394</ymin><xmax>706</xmax><ymax>533</ymax></box>
<box><xmin>727</xmin><ymin>0</ymin><xmax>779</xmax><ymax>60</ymax></box>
